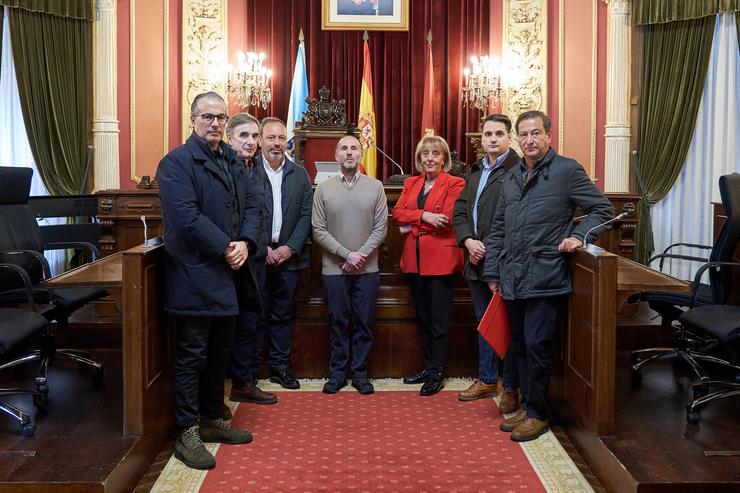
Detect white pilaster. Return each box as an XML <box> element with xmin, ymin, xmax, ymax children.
<box><xmin>93</xmin><ymin>0</ymin><xmax>120</xmax><ymax>191</ymax></box>
<box><xmin>603</xmin><ymin>0</ymin><xmax>631</xmax><ymax>193</ymax></box>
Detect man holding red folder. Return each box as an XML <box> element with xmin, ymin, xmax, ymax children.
<box><xmin>484</xmin><ymin>111</ymin><xmax>613</xmax><ymax>442</ymax></box>
<box><xmin>453</xmin><ymin>114</ymin><xmax>519</xmax><ymax>408</ymax></box>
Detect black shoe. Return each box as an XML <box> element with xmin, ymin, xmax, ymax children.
<box><xmin>322</xmin><ymin>377</ymin><xmax>348</xmax><ymax>394</ymax></box>
<box><xmin>270</xmin><ymin>368</ymin><xmax>300</xmax><ymax>390</ymax></box>
<box><xmin>403</xmin><ymin>369</ymin><xmax>429</xmax><ymax>384</ymax></box>
<box><xmin>420</xmin><ymin>377</ymin><xmax>444</xmax><ymax>396</ymax></box>
<box><xmin>351</xmin><ymin>378</ymin><xmax>374</xmax><ymax>395</ymax></box>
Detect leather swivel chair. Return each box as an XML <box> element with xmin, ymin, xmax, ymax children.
<box><xmin>0</xmin><ymin>166</ymin><xmax>106</xmax><ymax>394</ymax></box>
<box><xmin>629</xmin><ymin>173</ymin><xmax>740</xmax><ymax>384</ymax></box>
<box><xmin>0</xmin><ymin>264</ymin><xmax>48</xmax><ymax>436</ymax></box>
<box><xmin>682</xmin><ymin>302</ymin><xmax>740</xmax><ymax>424</ymax></box>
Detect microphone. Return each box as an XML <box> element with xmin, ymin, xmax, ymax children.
<box><xmin>372</xmin><ymin>143</ymin><xmax>409</xmax><ymax>184</ymax></box>
<box><xmin>582</xmin><ymin>203</ymin><xmax>636</xmax><ymax>254</ymax></box>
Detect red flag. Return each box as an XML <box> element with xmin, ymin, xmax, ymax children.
<box><xmin>420</xmin><ymin>30</ymin><xmax>435</xmax><ymax>137</ymax></box>
<box><xmin>477</xmin><ymin>291</ymin><xmax>511</xmax><ymax>358</ymax></box>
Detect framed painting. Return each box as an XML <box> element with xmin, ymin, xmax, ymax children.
<box><xmin>321</xmin><ymin>0</ymin><xmax>409</xmax><ymax>31</ymax></box>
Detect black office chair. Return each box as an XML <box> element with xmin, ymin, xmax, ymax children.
<box><xmin>0</xmin><ymin>166</ymin><xmax>106</xmax><ymax>394</ymax></box>
<box><xmin>629</xmin><ymin>173</ymin><xmax>740</xmax><ymax>383</ymax></box>
<box><xmin>682</xmin><ymin>302</ymin><xmax>740</xmax><ymax>424</ymax></box>
<box><xmin>0</xmin><ymin>264</ymin><xmax>48</xmax><ymax>436</ymax></box>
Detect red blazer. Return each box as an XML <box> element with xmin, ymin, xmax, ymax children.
<box><xmin>392</xmin><ymin>171</ymin><xmax>465</xmax><ymax>275</ymax></box>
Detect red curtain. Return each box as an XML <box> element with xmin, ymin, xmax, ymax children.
<box><xmin>235</xmin><ymin>0</ymin><xmax>491</xmax><ymax>181</ymax></box>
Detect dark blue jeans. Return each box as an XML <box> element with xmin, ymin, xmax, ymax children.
<box><xmin>174</xmin><ymin>315</ymin><xmax>236</xmax><ymax>428</ymax></box>
<box><xmin>230</xmin><ymin>263</ymin><xmax>299</xmax><ymax>383</ymax></box>
<box><xmin>323</xmin><ymin>272</ymin><xmax>380</xmax><ymax>379</ymax></box>
<box><xmin>468</xmin><ymin>278</ymin><xmax>515</xmax><ymax>387</ymax></box>
<box><xmin>504</xmin><ymin>296</ymin><xmax>562</xmax><ymax>421</ymax></box>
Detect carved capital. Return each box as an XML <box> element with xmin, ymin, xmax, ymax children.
<box><xmin>603</xmin><ymin>0</ymin><xmax>631</xmax><ymax>14</ymax></box>
<box><xmin>95</xmin><ymin>0</ymin><xmax>116</xmax><ymax>12</ymax></box>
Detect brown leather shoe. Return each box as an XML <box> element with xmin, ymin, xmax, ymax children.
<box><xmin>230</xmin><ymin>381</ymin><xmax>278</xmax><ymax>405</ymax></box>
<box><xmin>222</xmin><ymin>402</ymin><xmax>233</xmax><ymax>420</ymax></box>
<box><xmin>499</xmin><ymin>409</ymin><xmax>527</xmax><ymax>432</ymax></box>
<box><xmin>458</xmin><ymin>379</ymin><xmax>499</xmax><ymax>401</ymax></box>
<box><xmin>498</xmin><ymin>387</ymin><xmax>520</xmax><ymax>414</ymax></box>
<box><xmin>511</xmin><ymin>417</ymin><xmax>549</xmax><ymax>442</ymax></box>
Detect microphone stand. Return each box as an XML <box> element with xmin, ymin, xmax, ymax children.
<box><xmin>582</xmin><ymin>212</ymin><xmax>628</xmax><ymax>254</ymax></box>
<box><xmin>373</xmin><ymin>144</ymin><xmax>409</xmax><ymax>184</ymax></box>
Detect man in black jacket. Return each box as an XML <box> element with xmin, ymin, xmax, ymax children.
<box><xmin>157</xmin><ymin>92</ymin><xmax>260</xmax><ymax>470</ymax></box>
<box><xmin>453</xmin><ymin>114</ymin><xmax>520</xmax><ymax>408</ymax></box>
<box><xmin>225</xmin><ymin>113</ymin><xmax>277</xmax><ymax>406</ymax></box>
<box><xmin>229</xmin><ymin>117</ymin><xmax>313</xmax><ymax>394</ymax></box>
<box><xmin>484</xmin><ymin>110</ymin><xmax>614</xmax><ymax>442</ymax></box>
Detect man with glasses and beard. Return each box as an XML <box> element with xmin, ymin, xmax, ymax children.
<box><xmin>157</xmin><ymin>92</ymin><xmax>260</xmax><ymax>470</ymax></box>
<box><xmin>311</xmin><ymin>135</ymin><xmax>388</xmax><ymax>395</ymax></box>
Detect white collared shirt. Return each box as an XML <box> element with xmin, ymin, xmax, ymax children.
<box><xmin>263</xmin><ymin>157</ymin><xmax>284</xmax><ymax>243</ymax></box>
<box><xmin>340</xmin><ymin>170</ymin><xmax>361</xmax><ymax>189</ymax></box>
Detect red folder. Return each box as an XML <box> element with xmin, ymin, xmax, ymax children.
<box><xmin>477</xmin><ymin>291</ymin><xmax>511</xmax><ymax>358</ymax></box>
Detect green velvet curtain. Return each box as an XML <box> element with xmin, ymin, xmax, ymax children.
<box><xmin>634</xmin><ymin>15</ymin><xmax>716</xmax><ymax>264</ymax></box>
<box><xmin>7</xmin><ymin>7</ymin><xmax>92</xmax><ymax>195</ymax></box>
<box><xmin>0</xmin><ymin>0</ymin><xmax>92</xmax><ymax>21</ymax></box>
<box><xmin>634</xmin><ymin>0</ymin><xmax>740</xmax><ymax>26</ymax></box>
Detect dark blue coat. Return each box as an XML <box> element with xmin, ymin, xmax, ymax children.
<box><xmin>156</xmin><ymin>133</ymin><xmax>262</xmax><ymax>316</ymax></box>
<box><xmin>253</xmin><ymin>154</ymin><xmax>313</xmax><ymax>271</ymax></box>
<box><xmin>483</xmin><ymin>148</ymin><xmax>614</xmax><ymax>300</ymax></box>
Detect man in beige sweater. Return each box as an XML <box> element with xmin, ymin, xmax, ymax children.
<box><xmin>312</xmin><ymin>135</ymin><xmax>388</xmax><ymax>395</ymax></box>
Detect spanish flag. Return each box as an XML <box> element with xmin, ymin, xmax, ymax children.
<box><xmin>358</xmin><ymin>33</ymin><xmax>377</xmax><ymax>178</ymax></box>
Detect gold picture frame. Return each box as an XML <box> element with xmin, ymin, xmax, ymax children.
<box><xmin>321</xmin><ymin>0</ymin><xmax>409</xmax><ymax>31</ymax></box>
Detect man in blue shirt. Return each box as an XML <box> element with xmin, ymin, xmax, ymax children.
<box><xmin>452</xmin><ymin>114</ymin><xmax>520</xmax><ymax>409</ymax></box>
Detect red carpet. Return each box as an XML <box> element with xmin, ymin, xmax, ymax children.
<box><xmin>201</xmin><ymin>391</ymin><xmax>546</xmax><ymax>492</ymax></box>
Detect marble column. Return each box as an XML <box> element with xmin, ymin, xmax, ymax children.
<box><xmin>92</xmin><ymin>0</ymin><xmax>120</xmax><ymax>191</ymax></box>
<box><xmin>603</xmin><ymin>0</ymin><xmax>631</xmax><ymax>193</ymax></box>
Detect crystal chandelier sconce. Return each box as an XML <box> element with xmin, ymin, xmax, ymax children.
<box><xmin>461</xmin><ymin>55</ymin><xmax>503</xmax><ymax>112</ymax></box>
<box><xmin>227</xmin><ymin>51</ymin><xmax>272</xmax><ymax>109</ymax></box>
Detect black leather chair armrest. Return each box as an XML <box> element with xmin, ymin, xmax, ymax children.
<box><xmin>43</xmin><ymin>241</ymin><xmax>101</xmax><ymax>260</ymax></box>
<box><xmin>689</xmin><ymin>261</ymin><xmax>740</xmax><ymax>307</ymax></box>
<box><xmin>0</xmin><ymin>249</ymin><xmax>51</xmax><ymax>279</ymax></box>
<box><xmin>649</xmin><ymin>252</ymin><xmax>710</xmax><ymax>273</ymax></box>
<box><xmin>0</xmin><ymin>263</ymin><xmax>34</xmax><ymax>304</ymax></box>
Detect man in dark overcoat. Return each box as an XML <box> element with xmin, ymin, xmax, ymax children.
<box><xmin>484</xmin><ymin>110</ymin><xmax>614</xmax><ymax>442</ymax></box>
<box><xmin>156</xmin><ymin>91</ymin><xmax>261</xmax><ymax>470</ymax></box>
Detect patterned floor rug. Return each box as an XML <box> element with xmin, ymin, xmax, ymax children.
<box><xmin>151</xmin><ymin>379</ymin><xmax>593</xmax><ymax>493</ymax></box>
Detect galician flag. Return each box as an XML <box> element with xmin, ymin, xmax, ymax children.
<box><xmin>286</xmin><ymin>30</ymin><xmax>308</xmax><ymax>157</ymax></box>
<box><xmin>358</xmin><ymin>32</ymin><xmax>377</xmax><ymax>178</ymax></box>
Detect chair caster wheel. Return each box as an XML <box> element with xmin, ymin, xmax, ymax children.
<box><xmin>686</xmin><ymin>406</ymin><xmax>701</xmax><ymax>425</ymax></box>
<box><xmin>693</xmin><ymin>385</ymin><xmax>708</xmax><ymax>400</ymax></box>
<box><xmin>33</xmin><ymin>392</ymin><xmax>48</xmax><ymax>412</ymax></box>
<box><xmin>91</xmin><ymin>367</ymin><xmax>104</xmax><ymax>384</ymax></box>
<box><xmin>21</xmin><ymin>424</ymin><xmax>36</xmax><ymax>437</ymax></box>
<box><xmin>630</xmin><ymin>369</ymin><xmax>643</xmax><ymax>387</ymax></box>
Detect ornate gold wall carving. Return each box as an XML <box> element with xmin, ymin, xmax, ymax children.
<box><xmin>503</xmin><ymin>0</ymin><xmax>548</xmax><ymax>121</ymax></box>
<box><xmin>182</xmin><ymin>0</ymin><xmax>228</xmax><ymax>140</ymax></box>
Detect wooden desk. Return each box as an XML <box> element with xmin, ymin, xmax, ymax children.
<box><xmin>44</xmin><ymin>246</ymin><xmax>173</xmax><ymax>492</ymax></box>
<box><xmin>555</xmin><ymin>250</ymin><xmax>689</xmax><ymax>437</ymax></box>
<box><xmin>45</xmin><ymin>252</ymin><xmax>123</xmax><ymax>309</ymax></box>
<box><xmin>616</xmin><ymin>256</ymin><xmax>690</xmax><ymax>310</ymax></box>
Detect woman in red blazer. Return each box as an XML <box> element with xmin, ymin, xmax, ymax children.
<box><xmin>392</xmin><ymin>135</ymin><xmax>465</xmax><ymax>396</ymax></box>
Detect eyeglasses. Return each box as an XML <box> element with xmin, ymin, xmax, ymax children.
<box><xmin>194</xmin><ymin>113</ymin><xmax>228</xmax><ymax>124</ymax></box>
